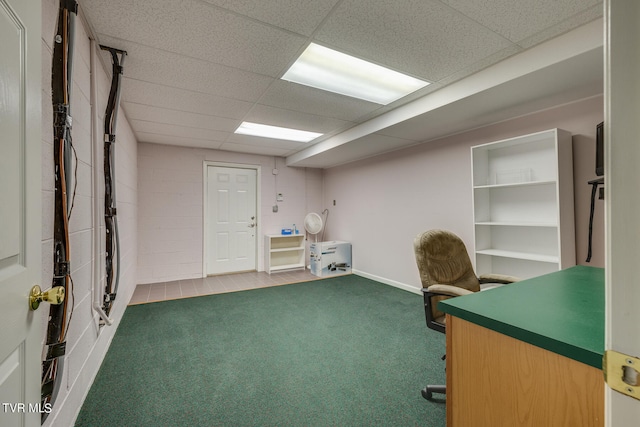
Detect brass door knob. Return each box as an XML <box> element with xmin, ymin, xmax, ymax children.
<box><xmin>29</xmin><ymin>285</ymin><xmax>65</xmax><ymax>311</ymax></box>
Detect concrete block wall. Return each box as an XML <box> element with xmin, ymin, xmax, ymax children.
<box><xmin>41</xmin><ymin>1</ymin><xmax>138</xmax><ymax>425</ymax></box>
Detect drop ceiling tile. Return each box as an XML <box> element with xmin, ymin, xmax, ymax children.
<box><xmin>136</xmin><ymin>132</ymin><xmax>225</xmax><ymax>150</ymax></box>
<box><xmin>97</xmin><ymin>36</ymin><xmax>273</xmax><ymax>102</ymax></box>
<box><xmin>313</xmin><ymin>0</ymin><xmax>514</xmax><ymax>82</ymax></box>
<box><xmin>82</xmin><ymin>0</ymin><xmax>307</xmax><ymax>77</ymax></box>
<box><xmin>131</xmin><ymin>120</ymin><xmax>229</xmax><ymax>141</ymax></box>
<box><xmin>245</xmin><ymin>104</ymin><xmax>354</xmax><ymax>134</ymax></box>
<box><xmin>119</xmin><ymin>80</ymin><xmax>253</xmax><ymax>119</ymax></box>
<box><xmin>436</xmin><ymin>44</ymin><xmax>522</xmax><ymax>87</ymax></box>
<box><xmin>516</xmin><ymin>4</ymin><xmax>603</xmax><ymax>49</ymax></box>
<box><xmin>79</xmin><ymin>0</ymin><xmax>604</xmax><ymax>167</ymax></box>
<box><xmin>123</xmin><ymin>103</ymin><xmax>239</xmax><ymax>132</ymax></box>
<box><xmin>441</xmin><ymin>0</ymin><xmax>602</xmax><ymax>44</ymax></box>
<box><xmin>259</xmin><ymin>80</ymin><xmax>382</xmax><ymax>122</ymax></box>
<box><xmin>202</xmin><ymin>0</ymin><xmax>340</xmax><ymax>36</ymax></box>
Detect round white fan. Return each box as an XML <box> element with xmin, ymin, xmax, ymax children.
<box><xmin>304</xmin><ymin>212</ymin><xmax>323</xmax><ymax>242</ymax></box>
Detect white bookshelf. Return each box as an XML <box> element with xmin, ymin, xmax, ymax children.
<box><xmin>264</xmin><ymin>234</ymin><xmax>305</xmax><ymax>274</ymax></box>
<box><xmin>471</xmin><ymin>129</ymin><xmax>575</xmax><ymax>279</ymax></box>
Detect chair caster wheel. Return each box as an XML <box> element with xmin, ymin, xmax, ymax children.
<box><xmin>421</xmin><ymin>388</ymin><xmax>432</xmax><ymax>400</ymax></box>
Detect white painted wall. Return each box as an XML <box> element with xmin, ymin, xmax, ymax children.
<box><xmin>137</xmin><ymin>143</ymin><xmax>323</xmax><ymax>284</ymax></box>
<box><xmin>136</xmin><ymin>96</ymin><xmax>603</xmax><ymax>289</ymax></box>
<box><xmin>41</xmin><ymin>1</ymin><xmax>138</xmax><ymax>425</ymax></box>
<box><xmin>323</xmin><ymin>96</ymin><xmax>605</xmax><ymax>292</ymax></box>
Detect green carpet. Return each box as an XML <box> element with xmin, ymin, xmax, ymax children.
<box><xmin>75</xmin><ymin>275</ymin><xmax>446</xmax><ymax>426</ymax></box>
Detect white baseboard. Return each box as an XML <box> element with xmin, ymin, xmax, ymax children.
<box><xmin>352</xmin><ymin>269</ymin><xmax>422</xmax><ymax>295</ymax></box>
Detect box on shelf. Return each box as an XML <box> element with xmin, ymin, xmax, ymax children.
<box><xmin>309</xmin><ymin>241</ymin><xmax>351</xmax><ymax>277</ymax></box>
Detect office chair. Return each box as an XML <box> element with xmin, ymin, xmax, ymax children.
<box><xmin>414</xmin><ymin>229</ymin><xmax>519</xmax><ymax>400</ymax></box>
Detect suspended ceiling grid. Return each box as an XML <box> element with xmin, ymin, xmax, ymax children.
<box><xmin>79</xmin><ymin>0</ymin><xmax>604</xmax><ymax>168</ymax></box>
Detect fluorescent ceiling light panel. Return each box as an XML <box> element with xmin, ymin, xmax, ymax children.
<box><xmin>234</xmin><ymin>122</ymin><xmax>323</xmax><ymax>142</ymax></box>
<box><xmin>282</xmin><ymin>43</ymin><xmax>430</xmax><ymax>105</ymax></box>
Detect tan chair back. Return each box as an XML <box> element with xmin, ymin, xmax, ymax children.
<box><xmin>414</xmin><ymin>229</ymin><xmax>480</xmax><ymax>323</ymax></box>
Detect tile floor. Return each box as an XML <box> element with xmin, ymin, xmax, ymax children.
<box><xmin>128</xmin><ymin>269</ymin><xmax>325</xmax><ymax>305</ymax></box>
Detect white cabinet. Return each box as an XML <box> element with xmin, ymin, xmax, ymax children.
<box><xmin>471</xmin><ymin>129</ymin><xmax>575</xmax><ymax>279</ymax></box>
<box><xmin>265</xmin><ymin>234</ymin><xmax>305</xmax><ymax>274</ymax></box>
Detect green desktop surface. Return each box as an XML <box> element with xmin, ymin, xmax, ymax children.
<box><xmin>439</xmin><ymin>265</ymin><xmax>605</xmax><ymax>368</ymax></box>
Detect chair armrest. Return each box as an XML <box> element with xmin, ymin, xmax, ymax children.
<box><xmin>478</xmin><ymin>273</ymin><xmax>521</xmax><ymax>284</ymax></box>
<box><xmin>422</xmin><ymin>284</ymin><xmax>474</xmax><ymax>297</ymax></box>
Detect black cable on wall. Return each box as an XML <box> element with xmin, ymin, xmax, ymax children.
<box><xmin>100</xmin><ymin>45</ymin><xmax>127</xmax><ymax>318</ymax></box>
<box><xmin>42</xmin><ymin>0</ymin><xmax>78</xmax><ymax>422</ymax></box>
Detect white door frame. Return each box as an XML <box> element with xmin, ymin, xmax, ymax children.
<box><xmin>202</xmin><ymin>161</ymin><xmax>261</xmax><ymax>277</ymax></box>
<box><xmin>604</xmin><ymin>0</ymin><xmax>640</xmax><ymax>424</ymax></box>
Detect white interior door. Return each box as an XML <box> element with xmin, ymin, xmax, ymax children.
<box><xmin>605</xmin><ymin>0</ymin><xmax>640</xmax><ymax>424</ymax></box>
<box><xmin>0</xmin><ymin>0</ymin><xmax>42</xmax><ymax>425</ymax></box>
<box><xmin>206</xmin><ymin>166</ymin><xmax>257</xmax><ymax>275</ymax></box>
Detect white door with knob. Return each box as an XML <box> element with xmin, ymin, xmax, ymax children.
<box><xmin>205</xmin><ymin>165</ymin><xmax>258</xmax><ymax>275</ymax></box>
<box><xmin>0</xmin><ymin>0</ymin><xmax>42</xmax><ymax>425</ymax></box>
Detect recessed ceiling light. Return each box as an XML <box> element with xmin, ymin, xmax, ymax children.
<box><xmin>282</xmin><ymin>43</ymin><xmax>430</xmax><ymax>105</ymax></box>
<box><xmin>234</xmin><ymin>122</ymin><xmax>323</xmax><ymax>143</ymax></box>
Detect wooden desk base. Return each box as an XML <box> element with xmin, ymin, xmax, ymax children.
<box><xmin>446</xmin><ymin>315</ymin><xmax>604</xmax><ymax>426</ymax></box>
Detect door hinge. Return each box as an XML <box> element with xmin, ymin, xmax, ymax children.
<box><xmin>603</xmin><ymin>350</ymin><xmax>640</xmax><ymax>400</ymax></box>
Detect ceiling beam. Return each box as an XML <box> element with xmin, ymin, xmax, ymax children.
<box><xmin>286</xmin><ymin>19</ymin><xmax>603</xmax><ymax>168</ymax></box>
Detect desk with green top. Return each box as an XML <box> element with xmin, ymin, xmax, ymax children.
<box><xmin>439</xmin><ymin>266</ymin><xmax>604</xmax><ymax>426</ymax></box>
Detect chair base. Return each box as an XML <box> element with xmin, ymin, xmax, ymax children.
<box><xmin>421</xmin><ymin>385</ymin><xmax>445</xmax><ymax>400</ymax></box>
